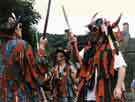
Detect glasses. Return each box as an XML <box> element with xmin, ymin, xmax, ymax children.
<box><xmin>56</xmin><ymin>54</ymin><xmax>64</xmax><ymax>58</ymax></box>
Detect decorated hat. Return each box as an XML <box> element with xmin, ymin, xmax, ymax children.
<box><xmin>0</xmin><ymin>12</ymin><xmax>21</xmax><ymax>34</ymax></box>
<box><xmin>87</xmin><ymin>13</ymin><xmax>122</xmax><ymax>32</ymax></box>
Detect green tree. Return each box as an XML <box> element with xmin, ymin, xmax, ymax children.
<box><xmin>0</xmin><ymin>0</ymin><xmax>41</xmax><ymax>46</ymax></box>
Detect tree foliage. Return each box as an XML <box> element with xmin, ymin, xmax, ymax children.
<box><xmin>0</xmin><ymin>0</ymin><xmax>41</xmax><ymax>46</ymax></box>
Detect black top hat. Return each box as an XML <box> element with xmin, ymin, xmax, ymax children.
<box><xmin>55</xmin><ymin>48</ymin><xmax>67</xmax><ymax>57</ymax></box>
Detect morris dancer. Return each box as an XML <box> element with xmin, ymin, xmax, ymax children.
<box><xmin>68</xmin><ymin>14</ymin><xmax>127</xmax><ymax>102</ymax></box>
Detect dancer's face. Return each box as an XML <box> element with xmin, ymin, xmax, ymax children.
<box><xmin>15</xmin><ymin>23</ymin><xmax>22</xmax><ymax>38</ymax></box>
<box><xmin>56</xmin><ymin>52</ymin><xmax>65</xmax><ymax>63</ymax></box>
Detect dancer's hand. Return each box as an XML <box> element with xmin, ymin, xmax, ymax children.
<box><xmin>113</xmin><ymin>85</ymin><xmax>122</xmax><ymax>99</ymax></box>
<box><xmin>50</xmin><ymin>67</ymin><xmax>57</xmax><ymax>77</ymax></box>
<box><xmin>39</xmin><ymin>37</ymin><xmax>48</xmax><ymax>50</ymax></box>
<box><xmin>68</xmin><ymin>32</ymin><xmax>77</xmax><ymax>45</ymax></box>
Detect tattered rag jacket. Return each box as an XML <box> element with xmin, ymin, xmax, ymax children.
<box><xmin>0</xmin><ymin>36</ymin><xmax>48</xmax><ymax>102</ymax></box>
<box><xmin>73</xmin><ymin>42</ymin><xmax>119</xmax><ymax>102</ymax></box>
<box><xmin>52</xmin><ymin>64</ymin><xmax>76</xmax><ymax>98</ymax></box>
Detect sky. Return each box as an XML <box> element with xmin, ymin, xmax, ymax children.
<box><xmin>34</xmin><ymin>0</ymin><xmax>135</xmax><ymax>37</ymax></box>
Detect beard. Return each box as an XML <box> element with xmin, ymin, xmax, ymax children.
<box><xmin>88</xmin><ymin>31</ymin><xmax>108</xmax><ymax>46</ymax></box>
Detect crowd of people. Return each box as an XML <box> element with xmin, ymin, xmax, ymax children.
<box><xmin>0</xmin><ymin>13</ymin><xmax>128</xmax><ymax>102</ymax></box>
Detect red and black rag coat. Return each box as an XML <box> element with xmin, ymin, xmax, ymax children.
<box><xmin>0</xmin><ymin>36</ymin><xmax>48</xmax><ymax>102</ymax></box>
<box><xmin>73</xmin><ymin>41</ymin><xmax>119</xmax><ymax>102</ymax></box>
<box><xmin>51</xmin><ymin>64</ymin><xmax>76</xmax><ymax>99</ymax></box>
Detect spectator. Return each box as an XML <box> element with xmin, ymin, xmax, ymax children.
<box><xmin>130</xmin><ymin>80</ymin><xmax>135</xmax><ymax>93</ymax></box>
<box><xmin>120</xmin><ymin>22</ymin><xmax>130</xmax><ymax>53</ymax></box>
